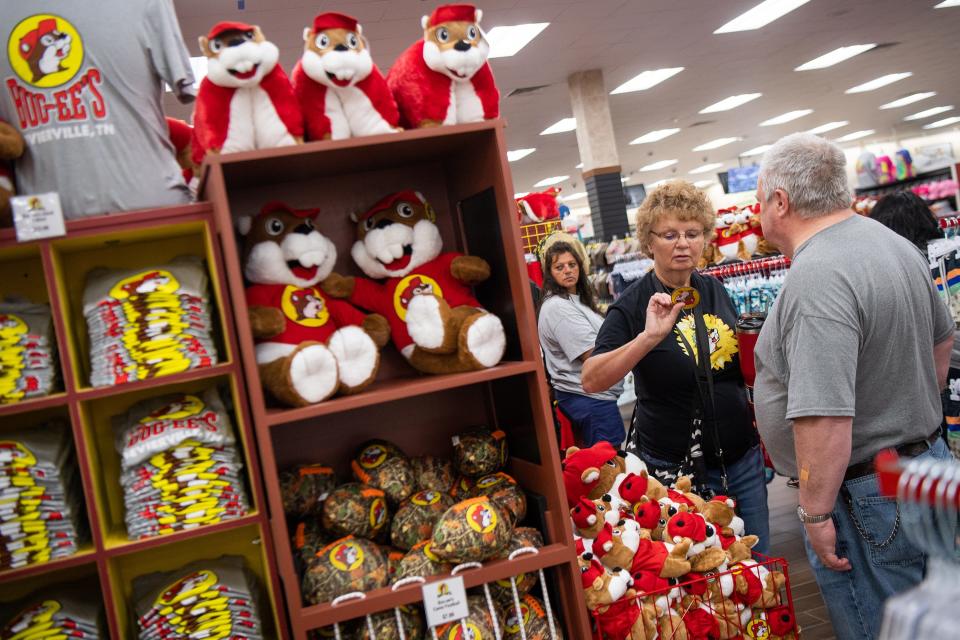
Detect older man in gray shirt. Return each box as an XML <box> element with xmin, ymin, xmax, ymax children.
<box><xmin>753</xmin><ymin>133</ymin><xmax>953</xmax><ymax>640</ymax></box>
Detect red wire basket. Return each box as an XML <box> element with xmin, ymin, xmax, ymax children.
<box><xmin>590</xmin><ymin>552</ymin><xmax>798</xmax><ymax>639</ymax></box>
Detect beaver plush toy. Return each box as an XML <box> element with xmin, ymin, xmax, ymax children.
<box><xmin>322</xmin><ymin>190</ymin><xmax>506</xmax><ymax>374</ymax></box>
<box><xmin>240</xmin><ymin>201</ymin><xmax>389</xmax><ymax>406</ymax></box>
<box><xmin>387</xmin><ymin>4</ymin><xmax>499</xmax><ymax>128</ymax></box>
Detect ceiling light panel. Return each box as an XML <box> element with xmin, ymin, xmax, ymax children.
<box><xmin>806</xmin><ymin>121</ymin><xmax>849</xmax><ymax>134</ymax></box>
<box><xmin>835</xmin><ymin>129</ymin><xmax>875</xmax><ymax>142</ymax></box>
<box><xmin>561</xmin><ymin>192</ymin><xmax>587</xmax><ymax>201</ymax></box>
<box><xmin>534</xmin><ymin>175</ymin><xmax>569</xmax><ymax>187</ymax></box>
<box><xmin>575</xmin><ymin>162</ymin><xmax>584</xmax><ymax>169</ymax></box>
<box><xmin>507</xmin><ymin>148</ymin><xmax>536</xmax><ymax>162</ymax></box>
<box><xmin>759</xmin><ymin>109</ymin><xmax>813</xmax><ymax>126</ymax></box>
<box><xmin>845</xmin><ymin>72</ymin><xmax>912</xmax><ymax>94</ymax></box>
<box><xmin>934</xmin><ymin>1</ymin><xmax>960</xmax><ymax>7</ymax></box>
<box><xmin>693</xmin><ymin>137</ymin><xmax>740</xmax><ymax>151</ymax></box>
<box><xmin>485</xmin><ymin>23</ymin><xmax>550</xmax><ymax>58</ymax></box>
<box><xmin>699</xmin><ymin>93</ymin><xmax>763</xmax><ymax>113</ymax></box>
<box><xmin>923</xmin><ymin>116</ymin><xmax>960</xmax><ymax>129</ymax></box>
<box><xmin>630</xmin><ymin>128</ymin><xmax>681</xmax><ymax>144</ymax></box>
<box><xmin>904</xmin><ymin>105</ymin><xmax>954</xmax><ymax>121</ymax></box>
<box><xmin>714</xmin><ymin>0</ymin><xmax>812</xmax><ymax>33</ymax></box>
<box><xmin>540</xmin><ymin>118</ymin><xmax>576</xmax><ymax>135</ymax></box>
<box><xmin>640</xmin><ymin>159</ymin><xmax>678</xmax><ymax>171</ymax></box>
<box><xmin>610</xmin><ymin>67</ymin><xmax>684</xmax><ymax>95</ymax></box>
<box><xmin>880</xmin><ymin>92</ymin><xmax>936</xmax><ymax>109</ymax></box>
<box><xmin>690</xmin><ymin>162</ymin><xmax>724</xmax><ymax>174</ymax></box>
<box><xmin>741</xmin><ymin>145</ymin><xmax>773</xmax><ymax>157</ymax></box>
<box><xmin>795</xmin><ymin>44</ymin><xmax>876</xmax><ymax>71</ymax></box>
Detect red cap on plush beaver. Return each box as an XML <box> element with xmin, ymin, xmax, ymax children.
<box><xmin>357</xmin><ymin>190</ymin><xmax>426</xmax><ymax>222</ymax></box>
<box><xmin>428</xmin><ymin>4</ymin><xmax>479</xmax><ymax>27</ymax></box>
<box><xmin>206</xmin><ymin>21</ymin><xmax>257</xmax><ymax>40</ymax></box>
<box><xmin>632</xmin><ymin>500</ymin><xmax>662</xmax><ymax>530</ymax></box>
<box><xmin>19</xmin><ymin>18</ymin><xmax>58</xmax><ymax>60</ymax></box>
<box><xmin>312</xmin><ymin>12</ymin><xmax>359</xmax><ymax>33</ymax></box>
<box><xmin>561</xmin><ymin>441</ymin><xmax>617</xmax><ymax>507</ymax></box>
<box><xmin>571</xmin><ymin>496</ymin><xmax>599</xmax><ymax>529</ymax></box>
<box><xmin>618</xmin><ymin>472</ymin><xmax>649</xmax><ymax>504</ymax></box>
<box><xmin>666</xmin><ymin>512</ymin><xmax>707</xmax><ymax>544</ymax></box>
<box><xmin>580</xmin><ymin>555</ymin><xmax>605</xmax><ymax>588</ymax></box>
<box><xmin>259</xmin><ymin>201</ymin><xmax>319</xmax><ymax>219</ymax></box>
<box><xmin>591</xmin><ymin>522</ymin><xmax>615</xmax><ymax>561</ymax></box>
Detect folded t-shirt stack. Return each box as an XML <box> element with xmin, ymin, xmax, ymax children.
<box><xmin>0</xmin><ymin>301</ymin><xmax>57</xmax><ymax>403</ymax></box>
<box><xmin>115</xmin><ymin>388</ymin><xmax>249</xmax><ymax>539</ymax></box>
<box><xmin>82</xmin><ymin>256</ymin><xmax>218</xmax><ymax>388</ymax></box>
<box><xmin>133</xmin><ymin>556</ymin><xmax>265</xmax><ymax>640</ymax></box>
<box><xmin>0</xmin><ymin>422</ymin><xmax>86</xmax><ymax>571</ymax></box>
<box><xmin>0</xmin><ymin>582</ymin><xmax>105</xmax><ymax>639</ymax></box>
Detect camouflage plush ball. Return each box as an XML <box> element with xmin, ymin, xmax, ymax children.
<box><xmin>411</xmin><ymin>456</ymin><xmax>456</xmax><ymax>493</ymax></box>
<box><xmin>291</xmin><ymin>520</ymin><xmax>331</xmax><ymax>567</ymax></box>
<box><xmin>352</xmin><ymin>440</ymin><xmax>415</xmax><ymax>505</ymax></box>
<box><xmin>390</xmin><ymin>490</ymin><xmax>456</xmax><ymax>550</ymax></box>
<box><xmin>431</xmin><ymin>497</ymin><xmax>513</xmax><ymax>563</ymax></box>
<box><xmin>452</xmin><ymin>428</ymin><xmax>508</xmax><ymax>478</ymax></box>
<box><xmin>381</xmin><ymin>545</ymin><xmax>405</xmax><ymax>583</ymax></box>
<box><xmin>503</xmin><ymin>594</ymin><xmax>564</xmax><ymax>640</ymax></box>
<box><xmin>322</xmin><ymin>483</ymin><xmax>390</xmax><ymax>540</ymax></box>
<box><xmin>449</xmin><ymin>475</ymin><xmax>476</xmax><ymax>499</ymax></box>
<box><xmin>354</xmin><ymin>604</ymin><xmax>424</xmax><ymax>640</ymax></box>
<box><xmin>467</xmin><ymin>472</ymin><xmax>527</xmax><ymax>524</ymax></box>
<box><xmin>435</xmin><ymin>595</ymin><xmax>502</xmax><ymax>640</ymax></box>
<box><xmin>302</xmin><ymin>536</ymin><xmax>387</xmax><ymax>605</ymax></box>
<box><xmin>281</xmin><ymin>464</ymin><xmax>337</xmax><ymax>518</ymax></box>
<box><xmin>394</xmin><ymin>540</ymin><xmax>453</xmax><ymax>582</ymax></box>
<box><xmin>489</xmin><ymin>527</ymin><xmax>544</xmax><ymax>604</ymax></box>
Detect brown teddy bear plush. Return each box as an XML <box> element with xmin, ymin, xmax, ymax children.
<box><xmin>0</xmin><ymin>120</ymin><xmax>25</xmax><ymax>227</ymax></box>
<box><xmin>241</xmin><ymin>201</ymin><xmax>389</xmax><ymax>406</ymax></box>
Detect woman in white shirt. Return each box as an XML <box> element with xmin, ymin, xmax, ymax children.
<box><xmin>537</xmin><ymin>235</ymin><xmax>624</xmax><ymax>446</ymax></box>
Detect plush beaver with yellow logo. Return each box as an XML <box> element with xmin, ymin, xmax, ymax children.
<box><xmin>322</xmin><ymin>190</ymin><xmax>506</xmax><ymax>374</ymax></box>
<box><xmin>241</xmin><ymin>201</ymin><xmax>390</xmax><ymax>406</ymax></box>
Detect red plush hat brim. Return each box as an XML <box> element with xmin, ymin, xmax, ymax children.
<box><xmin>312</xmin><ymin>12</ymin><xmax>359</xmax><ymax>33</ymax></box>
<box><xmin>259</xmin><ymin>200</ymin><xmax>318</xmax><ymax>219</ymax></box>
<box><xmin>429</xmin><ymin>3</ymin><xmax>478</xmax><ymax>26</ymax></box>
<box><xmin>359</xmin><ymin>190</ymin><xmax>424</xmax><ymax>222</ymax></box>
<box><xmin>207</xmin><ymin>21</ymin><xmax>256</xmax><ymax>40</ymax></box>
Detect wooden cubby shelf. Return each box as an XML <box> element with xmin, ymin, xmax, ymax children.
<box><xmin>0</xmin><ymin>392</ymin><xmax>68</xmax><ymax>418</ymax></box>
<box><xmin>0</xmin><ymin>546</ymin><xmax>97</xmax><ymax>584</ymax></box>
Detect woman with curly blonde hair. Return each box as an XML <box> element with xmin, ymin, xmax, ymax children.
<box><xmin>582</xmin><ymin>180</ymin><xmax>769</xmax><ymax>553</ymax></box>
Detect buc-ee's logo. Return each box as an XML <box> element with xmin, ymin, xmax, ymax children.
<box><xmin>8</xmin><ymin>15</ymin><xmax>83</xmax><ymax>87</ymax></box>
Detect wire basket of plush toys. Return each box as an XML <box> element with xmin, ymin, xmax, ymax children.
<box><xmin>564</xmin><ymin>443</ymin><xmax>799</xmax><ymax>640</ymax></box>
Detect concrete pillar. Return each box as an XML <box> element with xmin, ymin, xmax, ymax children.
<box><xmin>568</xmin><ymin>69</ymin><xmax>629</xmax><ymax>241</ymax></box>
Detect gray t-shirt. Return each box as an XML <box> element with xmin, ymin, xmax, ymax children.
<box><xmin>0</xmin><ymin>0</ymin><xmax>194</xmax><ymax>218</ymax></box>
<box><xmin>538</xmin><ymin>293</ymin><xmax>623</xmax><ymax>401</ymax></box>
<box><xmin>754</xmin><ymin>215</ymin><xmax>954</xmax><ymax>477</ymax></box>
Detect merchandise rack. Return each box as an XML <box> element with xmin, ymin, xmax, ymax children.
<box><xmin>200</xmin><ymin>120</ymin><xmax>592</xmax><ymax>638</ymax></box>
<box><xmin>0</xmin><ymin>205</ymin><xmax>284</xmax><ymax>639</ymax></box>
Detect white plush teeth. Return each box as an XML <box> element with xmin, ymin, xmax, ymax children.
<box><xmin>299</xmin><ymin>251</ymin><xmax>322</xmax><ymax>267</ymax></box>
<box><xmin>389</xmin><ymin>244</ymin><xmax>404</xmax><ymax>259</ymax></box>
<box><xmin>377</xmin><ymin>250</ymin><xmax>394</xmax><ymax>264</ymax></box>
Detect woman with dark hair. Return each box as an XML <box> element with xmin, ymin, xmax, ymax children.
<box><xmin>869</xmin><ymin>191</ymin><xmax>942</xmax><ymax>252</ymax></box>
<box><xmin>537</xmin><ymin>234</ymin><xmax>624</xmax><ymax>446</ymax></box>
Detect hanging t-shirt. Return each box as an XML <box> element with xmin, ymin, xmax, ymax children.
<box><xmin>593</xmin><ymin>271</ymin><xmax>756</xmax><ymax>465</ymax></box>
<box><xmin>0</xmin><ymin>0</ymin><xmax>194</xmax><ymax>218</ymax></box>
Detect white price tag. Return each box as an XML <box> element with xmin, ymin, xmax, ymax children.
<box><xmin>11</xmin><ymin>192</ymin><xmax>66</xmax><ymax>242</ymax></box>
<box><xmin>422</xmin><ymin>575</ymin><xmax>469</xmax><ymax>629</ymax></box>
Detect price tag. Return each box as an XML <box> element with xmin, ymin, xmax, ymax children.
<box><xmin>422</xmin><ymin>575</ymin><xmax>469</xmax><ymax>629</ymax></box>
<box><xmin>11</xmin><ymin>193</ymin><xmax>66</xmax><ymax>242</ymax></box>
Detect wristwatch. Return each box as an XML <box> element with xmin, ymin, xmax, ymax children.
<box><xmin>797</xmin><ymin>505</ymin><xmax>831</xmax><ymax>524</ymax></box>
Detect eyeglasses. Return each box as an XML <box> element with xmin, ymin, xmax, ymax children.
<box><xmin>649</xmin><ymin>229</ymin><xmax>704</xmax><ymax>243</ymax></box>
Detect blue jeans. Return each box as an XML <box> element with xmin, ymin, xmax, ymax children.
<box><xmin>638</xmin><ymin>445</ymin><xmax>771</xmax><ymax>555</ymax></box>
<box><xmin>554</xmin><ymin>390</ymin><xmax>625</xmax><ymax>447</ymax></box>
<box><xmin>803</xmin><ymin>437</ymin><xmax>950</xmax><ymax>640</ymax></box>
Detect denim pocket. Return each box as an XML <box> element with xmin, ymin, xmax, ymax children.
<box><xmin>850</xmin><ymin>495</ymin><xmax>923</xmax><ymax>567</ymax></box>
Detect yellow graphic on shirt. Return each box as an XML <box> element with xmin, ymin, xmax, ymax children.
<box><xmin>8</xmin><ymin>15</ymin><xmax>85</xmax><ymax>88</ymax></box>
<box><xmin>675</xmin><ymin>314</ymin><xmax>738</xmax><ymax>371</ymax></box>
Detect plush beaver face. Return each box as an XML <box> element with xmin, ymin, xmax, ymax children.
<box><xmin>421</xmin><ymin>19</ymin><xmax>489</xmax><ymax>82</ymax></box>
<box><xmin>350</xmin><ymin>192</ymin><xmax>443</xmax><ymax>279</ymax></box>
<box><xmin>200</xmin><ymin>26</ymin><xmax>278</xmax><ymax>88</ymax></box>
<box><xmin>240</xmin><ymin>207</ymin><xmax>336</xmax><ymax>288</ymax></box>
<box><xmin>301</xmin><ymin>26</ymin><xmax>373</xmax><ymax>88</ymax></box>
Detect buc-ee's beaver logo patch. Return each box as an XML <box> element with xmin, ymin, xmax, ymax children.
<box><xmin>393</xmin><ymin>274</ymin><xmax>443</xmax><ymax>321</ymax></box>
<box><xmin>8</xmin><ymin>15</ymin><xmax>84</xmax><ymax>88</ymax></box>
<box><xmin>281</xmin><ymin>286</ymin><xmax>329</xmax><ymax>327</ymax></box>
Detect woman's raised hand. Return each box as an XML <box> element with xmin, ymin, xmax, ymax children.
<box><xmin>644</xmin><ymin>293</ymin><xmax>684</xmax><ymax>343</ymax></box>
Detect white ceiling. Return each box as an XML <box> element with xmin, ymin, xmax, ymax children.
<box><xmin>166</xmin><ymin>0</ymin><xmax>960</xmax><ymax>197</ymax></box>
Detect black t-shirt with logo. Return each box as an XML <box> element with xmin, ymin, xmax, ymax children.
<box><xmin>593</xmin><ymin>271</ymin><xmax>756</xmax><ymax>465</ymax></box>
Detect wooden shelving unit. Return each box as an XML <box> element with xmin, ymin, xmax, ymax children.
<box><xmin>201</xmin><ymin>120</ymin><xmax>590</xmax><ymax>638</ymax></box>
<box><xmin>0</xmin><ymin>205</ymin><xmax>284</xmax><ymax>639</ymax></box>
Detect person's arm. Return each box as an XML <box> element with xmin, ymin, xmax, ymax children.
<box><xmin>794</xmin><ymin>415</ymin><xmax>853</xmax><ymax>572</ymax></box>
<box><xmin>582</xmin><ymin>292</ymin><xmax>682</xmax><ymax>393</ymax></box>
<box><xmin>935</xmin><ymin>334</ymin><xmax>954</xmax><ymax>390</ymax></box>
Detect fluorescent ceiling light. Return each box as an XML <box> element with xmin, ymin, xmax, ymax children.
<box><xmin>513</xmin><ymin>192</ymin><xmax>529</xmax><ymax>199</ymax></box>
<box><xmin>693</xmin><ymin>137</ymin><xmax>740</xmax><ymax>151</ymax></box>
<box><xmin>795</xmin><ymin>44</ymin><xmax>876</xmax><ymax>71</ymax></box>
<box><xmin>640</xmin><ymin>159</ymin><xmax>678</xmax><ymax>171</ymax></box>
<box><xmin>806</xmin><ymin>121</ymin><xmax>849</xmax><ymax>134</ymax></box>
<box><xmin>714</xmin><ymin>0</ymin><xmax>811</xmax><ymax>33</ymax></box>
<box><xmin>630</xmin><ymin>128</ymin><xmax>681</xmax><ymax>144</ymax></box>
<box><xmin>935</xmin><ymin>1</ymin><xmax>960</xmax><ymax>7</ymax></box>
<box><xmin>610</xmin><ymin>67</ymin><xmax>684</xmax><ymax>95</ymax></box>
<box><xmin>880</xmin><ymin>92</ymin><xmax>936</xmax><ymax>109</ymax></box>
<box><xmin>165</xmin><ymin>56</ymin><xmax>207</xmax><ymax>92</ymax></box>
<box><xmin>575</xmin><ymin>162</ymin><xmax>584</xmax><ymax>169</ymax></box>
<box><xmin>621</xmin><ymin>176</ymin><xmax>630</xmax><ymax>183</ymax></box>
<box><xmin>690</xmin><ymin>162</ymin><xmax>724</xmax><ymax>175</ymax></box>
<box><xmin>561</xmin><ymin>192</ymin><xmax>587</xmax><ymax>201</ymax></box>
<box><xmin>699</xmin><ymin>93</ymin><xmax>762</xmax><ymax>113</ymax></box>
<box><xmin>694</xmin><ymin>180</ymin><xmax>716</xmax><ymax>188</ymax></box>
<box><xmin>540</xmin><ymin>118</ymin><xmax>576</xmax><ymax>135</ymax></box>
<box><xmin>835</xmin><ymin>129</ymin><xmax>875</xmax><ymax>142</ymax></box>
<box><xmin>485</xmin><ymin>23</ymin><xmax>550</xmax><ymax>58</ymax></box>
<box><xmin>740</xmin><ymin>144</ymin><xmax>773</xmax><ymax>157</ymax></box>
<box><xmin>904</xmin><ymin>105</ymin><xmax>954</xmax><ymax>121</ymax></box>
<box><xmin>923</xmin><ymin>116</ymin><xmax>960</xmax><ymax>129</ymax></box>
<box><xmin>759</xmin><ymin>109</ymin><xmax>813</xmax><ymax>126</ymax></box>
<box><xmin>534</xmin><ymin>175</ymin><xmax>569</xmax><ymax>187</ymax></box>
<box><xmin>845</xmin><ymin>72</ymin><xmax>912</xmax><ymax>94</ymax></box>
<box><xmin>507</xmin><ymin>148</ymin><xmax>536</xmax><ymax>162</ymax></box>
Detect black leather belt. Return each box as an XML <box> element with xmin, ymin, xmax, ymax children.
<box><xmin>844</xmin><ymin>429</ymin><xmax>940</xmax><ymax>482</ymax></box>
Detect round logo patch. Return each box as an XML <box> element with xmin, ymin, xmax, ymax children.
<box><xmin>329</xmin><ymin>540</ymin><xmax>364</xmax><ymax>571</ymax></box>
<box><xmin>671</xmin><ymin>286</ymin><xmax>700</xmax><ymax>310</ymax></box>
<box><xmin>466</xmin><ymin>501</ymin><xmax>497</xmax><ymax>534</ymax></box>
<box><xmin>505</xmin><ymin>603</ymin><xmax>530</xmax><ymax>633</ymax></box>
<box><xmin>475</xmin><ymin>473</ymin><xmax>509</xmax><ymax>489</ymax></box>
<box><xmin>393</xmin><ymin>273</ymin><xmax>443</xmax><ymax>321</ymax></box>
<box><xmin>0</xmin><ymin>314</ymin><xmax>28</xmax><ymax>340</ymax></box>
<box><xmin>8</xmin><ymin>15</ymin><xmax>84</xmax><ymax>88</ymax></box>
<box><xmin>281</xmin><ymin>285</ymin><xmax>329</xmax><ymax>327</ymax></box>
<box><xmin>0</xmin><ymin>441</ymin><xmax>37</xmax><ymax>467</ymax></box>
<box><xmin>142</xmin><ymin>394</ymin><xmax>204</xmax><ymax>422</ymax></box>
<box><xmin>369</xmin><ymin>497</ymin><xmax>387</xmax><ymax>529</ymax></box>
<box><xmin>157</xmin><ymin>570</ymin><xmax>217</xmax><ymax>607</ymax></box>
<box><xmin>746</xmin><ymin>618</ymin><xmax>770</xmax><ymax>639</ymax></box>
<box><xmin>109</xmin><ymin>269</ymin><xmax>179</xmax><ymax>300</ymax></box>
<box><xmin>358</xmin><ymin>444</ymin><xmax>387</xmax><ymax>469</ymax></box>
<box><xmin>423</xmin><ymin>542</ymin><xmax>440</xmax><ymax>562</ymax></box>
<box><xmin>448</xmin><ymin>622</ymin><xmax>482</xmax><ymax>640</ymax></box>
<box><xmin>412</xmin><ymin>490</ymin><xmax>441</xmax><ymax>506</ymax></box>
